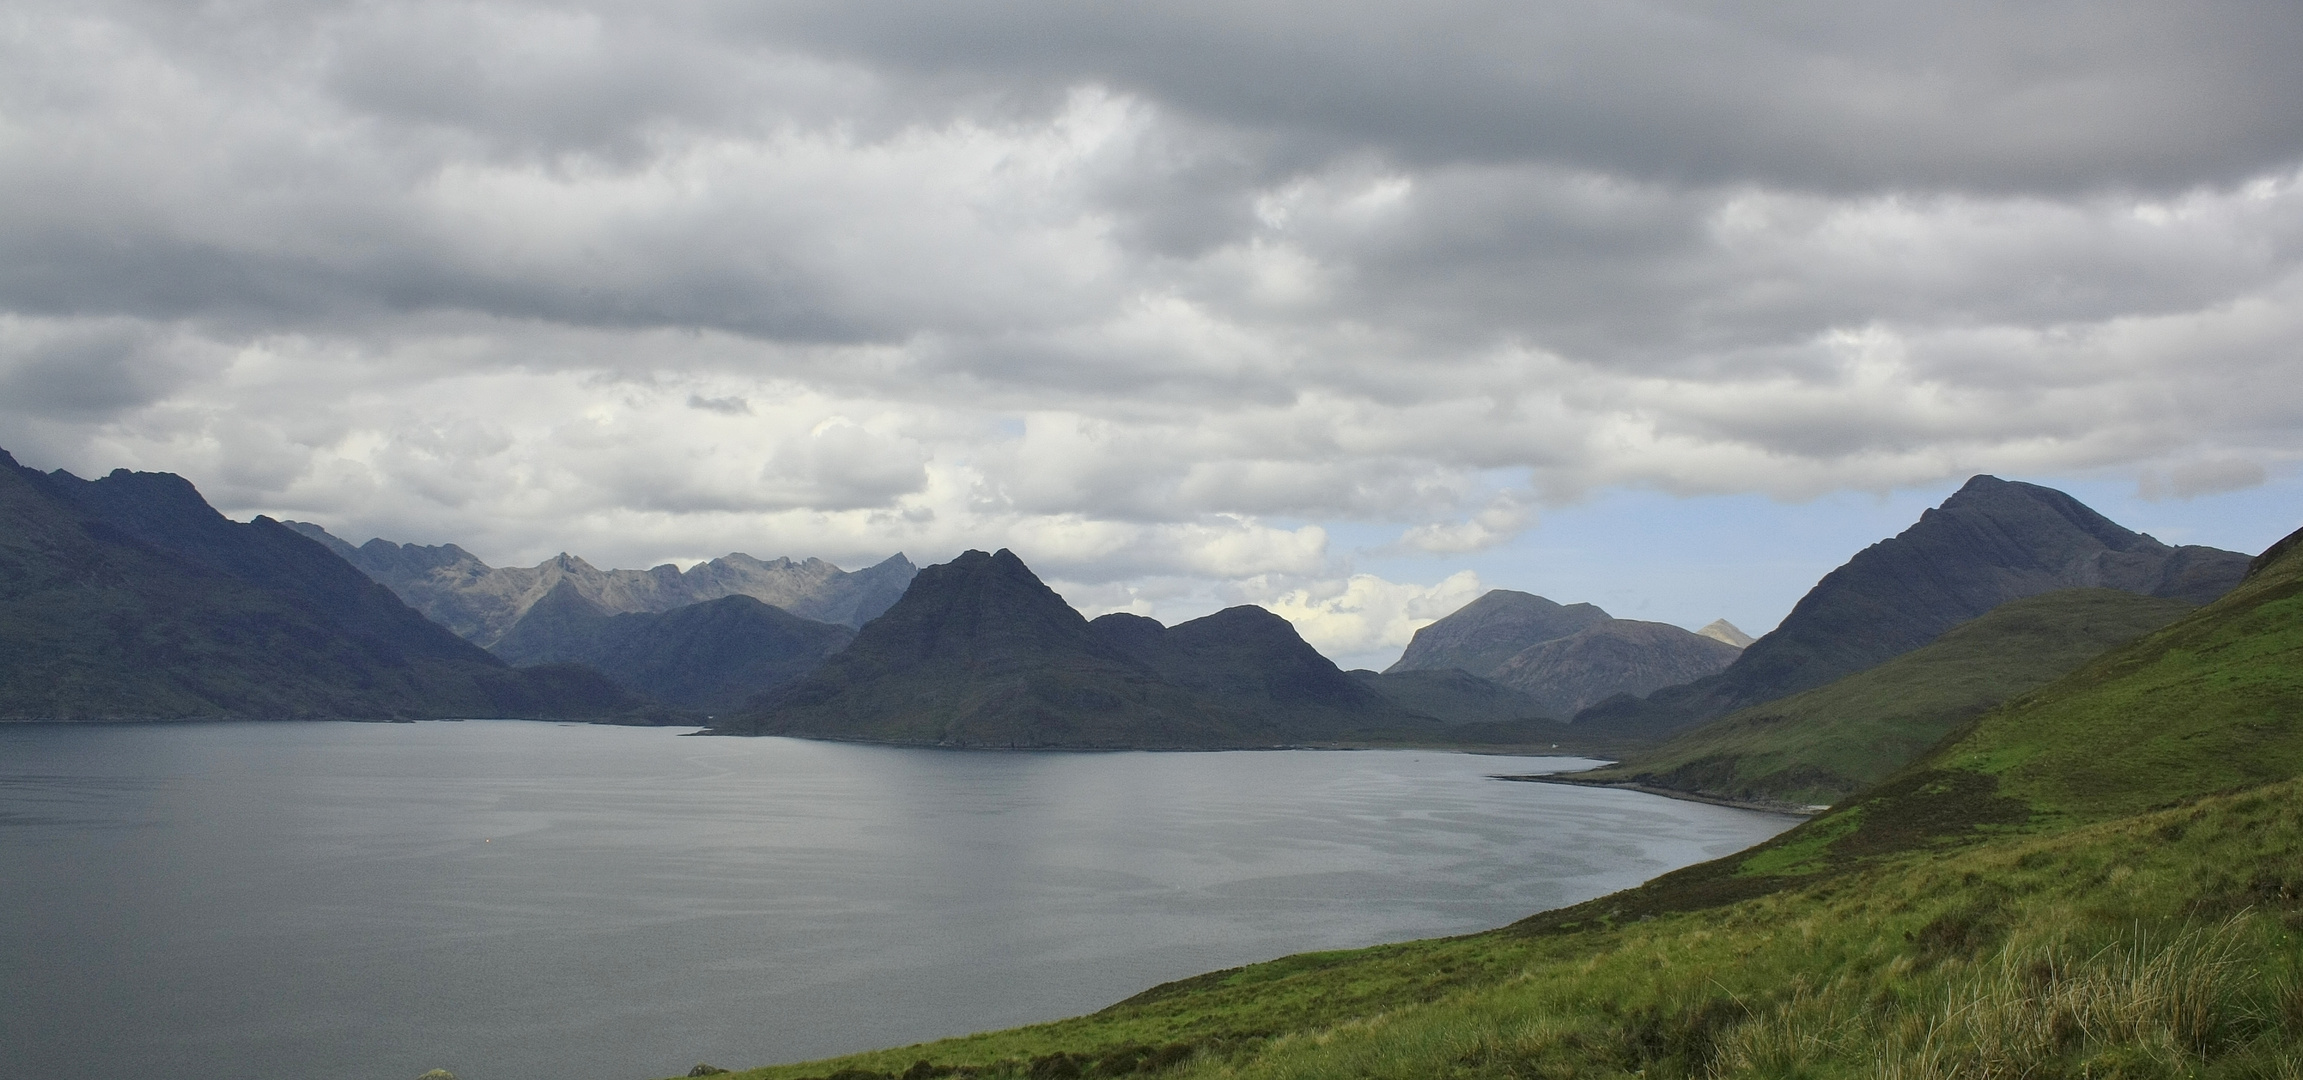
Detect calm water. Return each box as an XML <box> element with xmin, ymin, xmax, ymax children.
<box><xmin>0</xmin><ymin>722</ymin><xmax>1794</xmax><ymax>1080</ymax></box>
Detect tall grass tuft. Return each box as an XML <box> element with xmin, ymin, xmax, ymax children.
<box><xmin>1708</xmin><ymin>916</ymin><xmax>2283</xmax><ymax>1079</ymax></box>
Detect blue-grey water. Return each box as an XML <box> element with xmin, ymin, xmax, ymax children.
<box><xmin>0</xmin><ymin>721</ymin><xmax>1795</xmax><ymax>1080</ymax></box>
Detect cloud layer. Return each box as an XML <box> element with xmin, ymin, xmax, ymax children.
<box><xmin>4</xmin><ymin>1</ymin><xmax>2299</xmax><ymax>662</ymax></box>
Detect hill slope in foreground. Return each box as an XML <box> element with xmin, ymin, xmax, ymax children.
<box><xmin>1565</xmin><ymin>587</ymin><xmax>2200</xmax><ymax>809</ymax></box>
<box><xmin>687</xmin><ymin>526</ymin><xmax>2303</xmax><ymax>1080</ymax></box>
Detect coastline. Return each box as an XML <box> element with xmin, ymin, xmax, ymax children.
<box><xmin>1491</xmin><ymin>772</ymin><xmax>1823</xmax><ymax>817</ymax></box>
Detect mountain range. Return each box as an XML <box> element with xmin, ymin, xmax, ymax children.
<box><xmin>2</xmin><ymin>450</ymin><xmax>2262</xmax><ymax>763</ymax></box>
<box><xmin>0</xmin><ymin>449</ymin><xmax>642</xmax><ymax>722</ymax></box>
<box><xmin>285</xmin><ymin>522</ymin><xmax>915</xmax><ymax>645</ymax></box>
<box><xmin>719</xmin><ymin>548</ymin><xmax>1539</xmax><ymax>748</ymax></box>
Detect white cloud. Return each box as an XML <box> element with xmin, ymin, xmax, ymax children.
<box><xmin>1398</xmin><ymin>490</ymin><xmax>1536</xmax><ymax>553</ymax></box>
<box><xmin>1250</xmin><ymin>571</ymin><xmax>1485</xmax><ymax>670</ymax></box>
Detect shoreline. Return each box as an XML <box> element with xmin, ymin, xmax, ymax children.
<box><xmin>1491</xmin><ymin>772</ymin><xmax>1822</xmax><ymax>817</ymax></box>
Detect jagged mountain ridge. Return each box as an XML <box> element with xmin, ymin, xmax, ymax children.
<box><xmin>283</xmin><ymin>521</ymin><xmax>915</xmax><ymax>644</ymax></box>
<box><xmin>491</xmin><ymin>581</ymin><xmax>856</xmax><ymax>712</ymax></box>
<box><xmin>1573</xmin><ymin>474</ymin><xmax>2253</xmax><ymax>738</ymax></box>
<box><xmin>724</xmin><ymin>549</ymin><xmax>1448</xmax><ymax>747</ymax></box>
<box><xmin>0</xmin><ymin>449</ymin><xmax>640</xmax><ymax>721</ymax></box>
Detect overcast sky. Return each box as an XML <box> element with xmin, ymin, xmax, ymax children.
<box><xmin>5</xmin><ymin>1</ymin><xmax>2301</xmax><ymax>668</ymax></box>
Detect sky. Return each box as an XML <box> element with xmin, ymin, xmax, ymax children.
<box><xmin>4</xmin><ymin>1</ymin><xmax>2301</xmax><ymax>670</ymax></box>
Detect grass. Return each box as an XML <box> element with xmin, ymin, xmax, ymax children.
<box><xmin>1569</xmin><ymin>589</ymin><xmax>2197</xmax><ymax>808</ymax></box>
<box><xmin>669</xmin><ymin>532</ymin><xmax>2303</xmax><ymax>1080</ymax></box>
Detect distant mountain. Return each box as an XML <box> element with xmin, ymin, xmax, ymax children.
<box><xmin>1087</xmin><ymin>606</ymin><xmax>1418</xmax><ymax>733</ymax></box>
<box><xmin>1697</xmin><ymin>620</ymin><xmax>1754</xmax><ymax>647</ymax></box>
<box><xmin>1385</xmin><ymin>590</ymin><xmax>1611</xmax><ymax>676</ymax></box>
<box><xmin>0</xmin><ymin>449</ymin><xmax>644</xmax><ymax>722</ymax></box>
<box><xmin>1382</xmin><ymin>588</ymin><xmax>1739</xmax><ymax>725</ymax></box>
<box><xmin>1343</xmin><ymin>668</ymin><xmax>1547</xmax><ymax>722</ymax></box>
<box><xmin>1566</xmin><ymin>588</ymin><xmax>2199</xmax><ymax>809</ymax></box>
<box><xmin>283</xmin><ymin>521</ymin><xmax>913</xmax><ymax>644</ymax></box>
<box><xmin>722</xmin><ymin>549</ymin><xmax>1453</xmax><ymax>748</ymax></box>
<box><xmin>1573</xmin><ymin>475</ymin><xmax>2251</xmax><ymax>739</ymax></box>
<box><xmin>491</xmin><ymin>583</ymin><xmax>855</xmax><ymax>712</ymax></box>
<box><xmin>724</xmin><ymin>549</ymin><xmax>1245</xmax><ymax>746</ymax></box>
<box><xmin>1488</xmin><ymin>620</ymin><xmax>1743</xmax><ymax>718</ymax></box>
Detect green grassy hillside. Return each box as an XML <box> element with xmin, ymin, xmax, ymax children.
<box><xmin>1568</xmin><ymin>588</ymin><xmax>2197</xmax><ymax>809</ymax></box>
<box><xmin>674</xmin><ymin>525</ymin><xmax>2303</xmax><ymax>1080</ymax></box>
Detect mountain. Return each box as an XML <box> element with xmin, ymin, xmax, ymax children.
<box><xmin>723</xmin><ymin>549</ymin><xmax>1449</xmax><ymax>748</ymax></box>
<box><xmin>739</xmin><ymin>535</ymin><xmax>2303</xmax><ymax>1080</ymax></box>
<box><xmin>284</xmin><ymin>521</ymin><xmax>914</xmax><ymax>644</ymax></box>
<box><xmin>1384</xmin><ymin>590</ymin><xmax>1611</xmax><ymax>676</ymax></box>
<box><xmin>723</xmin><ymin>549</ymin><xmax>1246</xmax><ymax>746</ymax></box>
<box><xmin>1565</xmin><ymin>587</ymin><xmax>2198</xmax><ymax>808</ymax></box>
<box><xmin>1382</xmin><ymin>588</ymin><xmax>1740</xmax><ymax>726</ymax></box>
<box><xmin>1087</xmin><ymin>606</ymin><xmax>1430</xmax><ymax>735</ymax></box>
<box><xmin>490</xmin><ymin>583</ymin><xmax>855</xmax><ymax>712</ymax></box>
<box><xmin>1346</xmin><ymin>668</ymin><xmax>1553</xmax><ymax>725</ymax></box>
<box><xmin>1572</xmin><ymin>474</ymin><xmax>2251</xmax><ymax>738</ymax></box>
<box><xmin>1486</xmin><ymin>619</ymin><xmax>1743</xmax><ymax>718</ymax></box>
<box><xmin>1696</xmin><ymin>619</ymin><xmax>1753</xmax><ymax>647</ymax></box>
<box><xmin>0</xmin><ymin>449</ymin><xmax>643</xmax><ymax>722</ymax></box>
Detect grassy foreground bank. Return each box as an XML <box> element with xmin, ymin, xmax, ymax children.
<box><xmin>684</xmin><ymin>530</ymin><xmax>2303</xmax><ymax>1080</ymax></box>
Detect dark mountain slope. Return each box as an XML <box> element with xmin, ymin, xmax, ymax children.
<box><xmin>492</xmin><ymin>584</ymin><xmax>854</xmax><ymax>711</ymax></box>
<box><xmin>1573</xmin><ymin>474</ymin><xmax>2250</xmax><ymax>738</ymax></box>
<box><xmin>1346</xmin><ymin>668</ymin><xmax>1556</xmax><ymax>726</ymax></box>
<box><xmin>724</xmin><ymin>550</ymin><xmax>1250</xmax><ymax>747</ymax></box>
<box><xmin>1384</xmin><ymin>590</ymin><xmax>1610</xmax><ymax>676</ymax></box>
<box><xmin>42</xmin><ymin>467</ymin><xmax>485</xmax><ymax>666</ymax></box>
<box><xmin>1487</xmin><ymin>619</ymin><xmax>1742</xmax><ymax>717</ymax></box>
<box><xmin>0</xmin><ymin>450</ymin><xmax>639</xmax><ymax>721</ymax></box>
<box><xmin>1089</xmin><ymin>606</ymin><xmax>1435</xmax><ymax>737</ymax></box>
<box><xmin>1566</xmin><ymin>588</ymin><xmax>2198</xmax><ymax>809</ymax></box>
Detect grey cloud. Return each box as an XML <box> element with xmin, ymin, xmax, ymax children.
<box><xmin>2139</xmin><ymin>459</ymin><xmax>2270</xmax><ymax>502</ymax></box>
<box><xmin>0</xmin><ymin>319</ymin><xmax>209</xmax><ymax>420</ymax></box>
<box><xmin>742</xmin><ymin>0</ymin><xmax>2303</xmax><ymax>194</ymax></box>
<box><xmin>2</xmin><ymin>0</ymin><xmax>2301</xmax><ymax>595</ymax></box>
<box><xmin>687</xmin><ymin>394</ymin><xmax>751</xmax><ymax>414</ymax></box>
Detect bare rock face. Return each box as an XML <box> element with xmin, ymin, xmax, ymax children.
<box><xmin>1488</xmin><ymin>621</ymin><xmax>1744</xmax><ymax>718</ymax></box>
<box><xmin>283</xmin><ymin>521</ymin><xmax>914</xmax><ymax>644</ymax></box>
<box><xmin>1697</xmin><ymin>619</ymin><xmax>1755</xmax><ymax>647</ymax></box>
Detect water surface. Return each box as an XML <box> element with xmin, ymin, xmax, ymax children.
<box><xmin>0</xmin><ymin>721</ymin><xmax>1794</xmax><ymax>1080</ymax></box>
